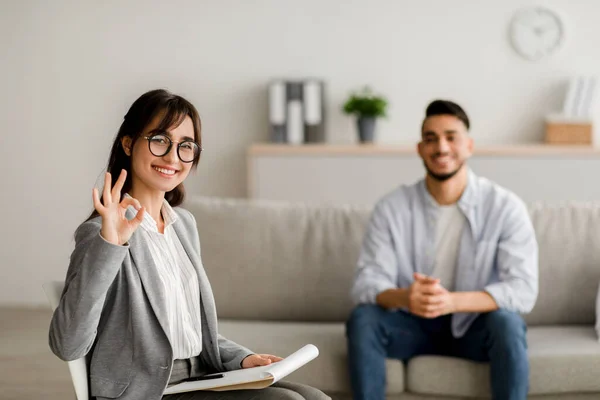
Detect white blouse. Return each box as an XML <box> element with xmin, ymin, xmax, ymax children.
<box><xmin>134</xmin><ymin>197</ymin><xmax>203</xmax><ymax>360</ymax></box>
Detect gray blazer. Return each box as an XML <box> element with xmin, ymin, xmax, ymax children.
<box><xmin>49</xmin><ymin>207</ymin><xmax>253</xmax><ymax>400</ymax></box>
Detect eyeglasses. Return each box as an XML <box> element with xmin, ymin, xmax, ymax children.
<box><xmin>143</xmin><ymin>133</ymin><xmax>202</xmax><ymax>163</ymax></box>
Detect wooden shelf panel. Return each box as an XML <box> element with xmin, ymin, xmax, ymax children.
<box><xmin>248</xmin><ymin>143</ymin><xmax>600</xmax><ymax>157</ymax></box>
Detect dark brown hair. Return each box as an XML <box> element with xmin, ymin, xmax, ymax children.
<box><xmin>422</xmin><ymin>99</ymin><xmax>470</xmax><ymax>131</ymax></box>
<box><xmin>86</xmin><ymin>89</ymin><xmax>202</xmax><ymax>222</ymax></box>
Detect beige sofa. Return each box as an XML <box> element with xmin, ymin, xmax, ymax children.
<box><xmin>184</xmin><ymin>196</ymin><xmax>600</xmax><ymax>400</ymax></box>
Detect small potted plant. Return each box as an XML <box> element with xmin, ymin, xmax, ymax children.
<box><xmin>343</xmin><ymin>87</ymin><xmax>388</xmax><ymax>143</ymax></box>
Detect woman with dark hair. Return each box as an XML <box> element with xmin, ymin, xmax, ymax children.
<box><xmin>49</xmin><ymin>89</ymin><xmax>329</xmax><ymax>400</ymax></box>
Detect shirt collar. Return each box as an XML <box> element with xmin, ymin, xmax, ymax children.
<box><xmin>125</xmin><ymin>194</ymin><xmax>179</xmax><ymax>233</ymax></box>
<box><xmin>420</xmin><ymin>168</ymin><xmax>479</xmax><ymax>211</ymax></box>
<box><xmin>458</xmin><ymin>169</ymin><xmax>478</xmax><ymax>209</ymax></box>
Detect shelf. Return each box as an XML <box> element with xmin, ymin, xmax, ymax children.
<box><xmin>248</xmin><ymin>143</ymin><xmax>600</xmax><ymax>157</ymax></box>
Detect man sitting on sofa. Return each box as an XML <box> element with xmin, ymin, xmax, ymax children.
<box><xmin>346</xmin><ymin>100</ymin><xmax>539</xmax><ymax>400</ymax></box>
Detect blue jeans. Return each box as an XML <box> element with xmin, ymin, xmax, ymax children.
<box><xmin>345</xmin><ymin>305</ymin><xmax>528</xmax><ymax>400</ymax></box>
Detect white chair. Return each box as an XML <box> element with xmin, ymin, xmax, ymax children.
<box><xmin>43</xmin><ymin>281</ymin><xmax>90</xmax><ymax>400</ymax></box>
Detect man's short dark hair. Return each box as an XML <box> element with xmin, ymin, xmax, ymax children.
<box><xmin>423</xmin><ymin>99</ymin><xmax>470</xmax><ymax>130</ymax></box>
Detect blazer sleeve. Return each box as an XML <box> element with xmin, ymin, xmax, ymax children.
<box><xmin>49</xmin><ymin>220</ymin><xmax>129</xmax><ymax>361</ymax></box>
<box><xmin>217</xmin><ymin>334</ymin><xmax>254</xmax><ymax>371</ymax></box>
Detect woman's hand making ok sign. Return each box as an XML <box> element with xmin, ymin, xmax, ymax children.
<box><xmin>92</xmin><ymin>170</ymin><xmax>145</xmax><ymax>246</ymax></box>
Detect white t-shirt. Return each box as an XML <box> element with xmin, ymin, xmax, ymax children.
<box><xmin>430</xmin><ymin>204</ymin><xmax>466</xmax><ymax>292</ymax></box>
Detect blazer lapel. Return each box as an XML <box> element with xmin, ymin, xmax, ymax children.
<box><xmin>126</xmin><ymin>215</ymin><xmax>171</xmax><ymax>344</ymax></box>
<box><xmin>172</xmin><ymin>220</ymin><xmax>221</xmax><ymax>368</ymax></box>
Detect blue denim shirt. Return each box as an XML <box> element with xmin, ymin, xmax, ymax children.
<box><xmin>351</xmin><ymin>170</ymin><xmax>539</xmax><ymax>337</ymax></box>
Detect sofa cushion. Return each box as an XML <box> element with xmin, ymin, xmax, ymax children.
<box><xmin>185</xmin><ymin>196</ymin><xmax>369</xmax><ymax>322</ymax></box>
<box><xmin>218</xmin><ymin>320</ymin><xmax>404</xmax><ymax>394</ymax></box>
<box><xmin>186</xmin><ymin>197</ymin><xmax>600</xmax><ymax>326</ymax></box>
<box><xmin>525</xmin><ymin>204</ymin><xmax>600</xmax><ymax>326</ymax></box>
<box><xmin>406</xmin><ymin>326</ymin><xmax>600</xmax><ymax>397</ymax></box>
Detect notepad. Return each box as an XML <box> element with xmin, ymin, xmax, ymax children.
<box><xmin>163</xmin><ymin>344</ymin><xmax>319</xmax><ymax>394</ymax></box>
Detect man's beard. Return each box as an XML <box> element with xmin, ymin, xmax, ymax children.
<box><xmin>423</xmin><ymin>160</ymin><xmax>464</xmax><ymax>182</ymax></box>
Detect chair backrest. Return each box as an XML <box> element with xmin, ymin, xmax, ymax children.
<box><xmin>43</xmin><ymin>281</ymin><xmax>89</xmax><ymax>400</ymax></box>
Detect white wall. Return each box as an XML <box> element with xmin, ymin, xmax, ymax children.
<box><xmin>2</xmin><ymin>0</ymin><xmax>600</xmax><ymax>306</ymax></box>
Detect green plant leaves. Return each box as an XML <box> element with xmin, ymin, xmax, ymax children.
<box><xmin>342</xmin><ymin>88</ymin><xmax>388</xmax><ymax>118</ymax></box>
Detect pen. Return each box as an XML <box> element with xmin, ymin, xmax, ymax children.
<box><xmin>184</xmin><ymin>373</ymin><xmax>224</xmax><ymax>382</ymax></box>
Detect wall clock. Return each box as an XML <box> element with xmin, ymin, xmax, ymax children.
<box><xmin>509</xmin><ymin>6</ymin><xmax>565</xmax><ymax>61</ymax></box>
